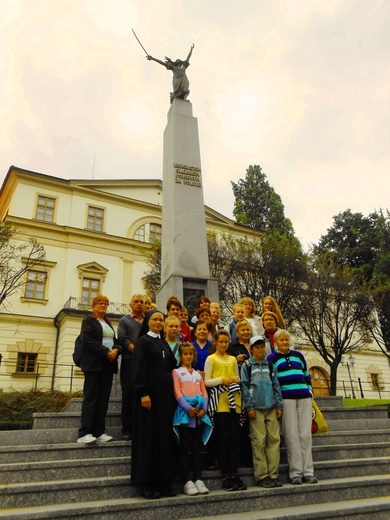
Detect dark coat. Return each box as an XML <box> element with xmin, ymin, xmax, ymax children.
<box><xmin>131</xmin><ymin>333</ymin><xmax>177</xmax><ymax>486</ymax></box>
<box><xmin>80</xmin><ymin>314</ymin><xmax>120</xmax><ymax>373</ymax></box>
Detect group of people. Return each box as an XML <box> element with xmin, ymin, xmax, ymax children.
<box><xmin>76</xmin><ymin>293</ymin><xmax>318</xmax><ymax>500</ymax></box>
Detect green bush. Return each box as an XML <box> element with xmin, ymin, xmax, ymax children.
<box><xmin>0</xmin><ymin>389</ymin><xmax>81</xmax><ymax>430</ymax></box>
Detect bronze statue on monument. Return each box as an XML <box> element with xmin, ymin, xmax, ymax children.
<box><xmin>146</xmin><ymin>44</ymin><xmax>194</xmax><ymax>103</ymax></box>
<box><xmin>132</xmin><ymin>30</ymin><xmax>194</xmax><ymax>103</ymax></box>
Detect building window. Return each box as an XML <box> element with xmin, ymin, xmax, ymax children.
<box><xmin>134</xmin><ymin>224</ymin><xmax>146</xmax><ymax>242</ymax></box>
<box><xmin>87</xmin><ymin>206</ymin><xmax>105</xmax><ymax>232</ymax></box>
<box><xmin>16</xmin><ymin>353</ymin><xmax>38</xmax><ymax>373</ymax></box>
<box><xmin>149</xmin><ymin>224</ymin><xmax>162</xmax><ymax>242</ymax></box>
<box><xmin>35</xmin><ymin>195</ymin><xmax>56</xmax><ymax>222</ymax></box>
<box><xmin>25</xmin><ymin>270</ymin><xmax>47</xmax><ymax>300</ymax></box>
<box><xmin>134</xmin><ymin>223</ymin><xmax>162</xmax><ymax>243</ymax></box>
<box><xmin>81</xmin><ymin>277</ymin><xmax>100</xmax><ymax>306</ymax></box>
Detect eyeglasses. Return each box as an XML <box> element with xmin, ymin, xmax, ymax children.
<box><xmin>96</xmin><ymin>302</ymin><xmax>108</xmax><ymax>306</ymax></box>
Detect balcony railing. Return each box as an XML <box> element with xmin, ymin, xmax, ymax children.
<box><xmin>63</xmin><ymin>296</ymin><xmax>128</xmax><ymax>315</ymax></box>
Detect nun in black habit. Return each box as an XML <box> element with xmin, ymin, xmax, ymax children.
<box><xmin>131</xmin><ymin>309</ymin><xmax>178</xmax><ymax>499</ymax></box>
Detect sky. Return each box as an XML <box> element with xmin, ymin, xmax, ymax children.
<box><xmin>1</xmin><ymin>0</ymin><xmax>389</xmax><ymax>249</ymax></box>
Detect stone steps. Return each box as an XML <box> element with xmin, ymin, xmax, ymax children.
<box><xmin>1</xmin><ymin>452</ymin><xmax>389</xmax><ymax>486</ymax></box>
<box><xmin>0</xmin><ymin>475</ymin><xmax>389</xmax><ymax>519</ymax></box>
<box><xmin>1</xmin><ymin>395</ymin><xmax>389</xmax><ymax>518</ymax></box>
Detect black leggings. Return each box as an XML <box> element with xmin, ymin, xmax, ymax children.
<box><xmin>214</xmin><ymin>411</ymin><xmax>240</xmax><ymax>477</ymax></box>
<box><xmin>178</xmin><ymin>424</ymin><xmax>203</xmax><ymax>483</ymax></box>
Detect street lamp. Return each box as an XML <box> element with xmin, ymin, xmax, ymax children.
<box><xmin>342</xmin><ymin>355</ymin><xmax>356</xmax><ymax>399</ymax></box>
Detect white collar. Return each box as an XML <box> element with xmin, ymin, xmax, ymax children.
<box><xmin>147</xmin><ymin>331</ymin><xmax>160</xmax><ymax>339</ymax></box>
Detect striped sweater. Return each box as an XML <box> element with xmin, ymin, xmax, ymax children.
<box><xmin>267</xmin><ymin>349</ymin><xmax>312</xmax><ymax>400</ymax></box>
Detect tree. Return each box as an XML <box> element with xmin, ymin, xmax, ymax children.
<box><xmin>290</xmin><ymin>256</ymin><xmax>373</xmax><ymax>395</ymax></box>
<box><xmin>314</xmin><ymin>209</ymin><xmax>390</xmax><ymax>345</ymax></box>
<box><xmin>0</xmin><ymin>223</ymin><xmax>46</xmax><ymax>309</ymax></box>
<box><xmin>231</xmin><ymin>165</ymin><xmax>299</xmax><ymax>246</ymax></box>
<box><xmin>143</xmin><ymin>231</ymin><xmax>308</xmax><ymax>323</ymax></box>
<box><xmin>143</xmin><ymin>239</ymin><xmax>161</xmax><ymax>302</ymax></box>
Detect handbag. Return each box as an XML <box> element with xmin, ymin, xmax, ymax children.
<box><xmin>311</xmin><ymin>400</ymin><xmax>329</xmax><ymax>434</ymax></box>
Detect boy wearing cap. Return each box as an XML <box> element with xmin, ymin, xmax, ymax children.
<box><xmin>240</xmin><ymin>335</ymin><xmax>283</xmax><ymax>488</ymax></box>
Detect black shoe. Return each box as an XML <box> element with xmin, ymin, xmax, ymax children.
<box><xmin>222</xmin><ymin>476</ymin><xmax>236</xmax><ymax>491</ymax></box>
<box><xmin>271</xmin><ymin>478</ymin><xmax>283</xmax><ymax>487</ymax></box>
<box><xmin>232</xmin><ymin>474</ymin><xmax>247</xmax><ymax>490</ymax></box>
<box><xmin>290</xmin><ymin>476</ymin><xmax>302</xmax><ymax>485</ymax></box>
<box><xmin>257</xmin><ymin>476</ymin><xmax>274</xmax><ymax>488</ymax></box>
<box><xmin>142</xmin><ymin>485</ymin><xmax>161</xmax><ymax>499</ymax></box>
<box><xmin>159</xmin><ymin>483</ymin><xmax>177</xmax><ymax>497</ymax></box>
<box><xmin>302</xmin><ymin>475</ymin><xmax>318</xmax><ymax>484</ymax></box>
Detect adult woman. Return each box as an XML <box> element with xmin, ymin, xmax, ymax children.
<box><xmin>147</xmin><ymin>44</ymin><xmax>194</xmax><ymax>103</ymax></box>
<box><xmin>78</xmin><ymin>294</ymin><xmax>120</xmax><ymax>444</ymax></box>
<box><xmin>262</xmin><ymin>296</ymin><xmax>286</xmax><ymax>329</ymax></box>
<box><xmin>261</xmin><ymin>311</ymin><xmax>280</xmax><ymax>355</ymax></box>
<box><xmin>238</xmin><ymin>297</ymin><xmax>262</xmax><ymax>336</ymax></box>
<box><xmin>131</xmin><ymin>310</ymin><xmax>178</xmax><ymax>499</ymax></box>
<box><xmin>268</xmin><ymin>330</ymin><xmax>318</xmax><ymax>485</ymax></box>
<box><xmin>228</xmin><ymin>319</ymin><xmax>252</xmax><ymax>368</ymax></box>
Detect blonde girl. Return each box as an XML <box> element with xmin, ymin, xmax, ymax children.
<box><xmin>172</xmin><ymin>343</ymin><xmax>212</xmax><ymax>496</ymax></box>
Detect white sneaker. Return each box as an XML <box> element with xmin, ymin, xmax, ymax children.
<box><xmin>77</xmin><ymin>434</ymin><xmax>97</xmax><ymax>444</ymax></box>
<box><xmin>96</xmin><ymin>433</ymin><xmax>113</xmax><ymax>442</ymax></box>
<box><xmin>194</xmin><ymin>479</ymin><xmax>209</xmax><ymax>494</ymax></box>
<box><xmin>184</xmin><ymin>480</ymin><xmax>199</xmax><ymax>496</ymax></box>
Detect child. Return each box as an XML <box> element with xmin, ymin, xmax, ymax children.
<box><xmin>241</xmin><ymin>335</ymin><xmax>283</xmax><ymax>488</ymax></box>
<box><xmin>226</xmin><ymin>303</ymin><xmax>245</xmax><ymax>341</ymax></box>
<box><xmin>192</xmin><ymin>319</ymin><xmax>213</xmax><ymax>378</ymax></box>
<box><xmin>238</xmin><ymin>297</ymin><xmax>262</xmax><ymax>336</ymax></box>
<box><xmin>204</xmin><ymin>330</ymin><xmax>247</xmax><ymax>491</ymax></box>
<box><xmin>164</xmin><ymin>316</ymin><xmax>181</xmax><ymax>363</ymax></box>
<box><xmin>172</xmin><ymin>343</ymin><xmax>212</xmax><ymax>496</ymax></box>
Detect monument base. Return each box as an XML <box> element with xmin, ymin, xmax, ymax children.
<box><xmin>156</xmin><ymin>275</ymin><xmax>219</xmax><ymax>316</ymax></box>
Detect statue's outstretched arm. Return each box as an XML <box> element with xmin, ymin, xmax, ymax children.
<box><xmin>146</xmin><ymin>55</ymin><xmax>167</xmax><ymax>67</ymax></box>
<box><xmin>186</xmin><ymin>44</ymin><xmax>194</xmax><ymax>62</ymax></box>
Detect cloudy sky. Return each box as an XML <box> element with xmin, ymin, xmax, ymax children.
<box><xmin>1</xmin><ymin>0</ymin><xmax>389</xmax><ymax>248</ymax></box>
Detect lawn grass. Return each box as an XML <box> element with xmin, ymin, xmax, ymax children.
<box><xmin>343</xmin><ymin>398</ymin><xmax>390</xmax><ymax>407</ymax></box>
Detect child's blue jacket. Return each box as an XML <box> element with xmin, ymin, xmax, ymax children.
<box><xmin>240</xmin><ymin>357</ymin><xmax>283</xmax><ymax>412</ymax></box>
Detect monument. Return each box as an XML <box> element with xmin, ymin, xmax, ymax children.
<box><xmin>142</xmin><ymin>41</ymin><xmax>219</xmax><ymax>310</ymax></box>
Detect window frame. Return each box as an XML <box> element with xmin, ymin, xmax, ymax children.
<box><xmin>86</xmin><ymin>205</ymin><xmax>105</xmax><ymax>232</ymax></box>
<box><xmin>16</xmin><ymin>353</ymin><xmax>38</xmax><ymax>374</ymax></box>
<box><xmin>35</xmin><ymin>194</ymin><xmax>57</xmax><ymax>223</ymax></box>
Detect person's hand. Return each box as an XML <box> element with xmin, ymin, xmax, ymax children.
<box><xmin>247</xmin><ymin>410</ymin><xmax>256</xmax><ymax>420</ymax></box>
<box><xmin>222</xmin><ymin>377</ymin><xmax>231</xmax><ymax>385</ymax></box>
<box><xmin>141</xmin><ymin>395</ymin><xmax>151</xmax><ymax>410</ymax></box>
<box><xmin>188</xmin><ymin>407</ymin><xmax>197</xmax><ymax>418</ymax></box>
<box><xmin>197</xmin><ymin>409</ymin><xmax>205</xmax><ymax>419</ymax></box>
<box><xmin>237</xmin><ymin>354</ymin><xmax>247</xmax><ymax>362</ymax></box>
<box><xmin>276</xmin><ymin>410</ymin><xmax>283</xmax><ymax>419</ymax></box>
<box><xmin>107</xmin><ymin>349</ymin><xmax>117</xmax><ymax>363</ymax></box>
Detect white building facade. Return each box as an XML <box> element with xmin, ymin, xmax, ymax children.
<box><xmin>0</xmin><ymin>166</ymin><xmax>388</xmax><ymax>398</ymax></box>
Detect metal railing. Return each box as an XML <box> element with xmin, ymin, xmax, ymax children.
<box><xmin>63</xmin><ymin>296</ymin><xmax>129</xmax><ymax>315</ymax></box>
<box><xmin>0</xmin><ymin>360</ymin><xmax>85</xmax><ymax>393</ymax></box>
<box><xmin>1</xmin><ymin>361</ymin><xmax>389</xmax><ymax>398</ymax></box>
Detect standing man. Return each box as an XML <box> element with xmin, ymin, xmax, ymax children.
<box><xmin>118</xmin><ymin>294</ymin><xmax>144</xmax><ymax>440</ymax></box>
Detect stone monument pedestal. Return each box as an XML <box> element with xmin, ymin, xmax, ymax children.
<box><xmin>156</xmin><ymin>99</ymin><xmax>219</xmax><ymax>313</ymax></box>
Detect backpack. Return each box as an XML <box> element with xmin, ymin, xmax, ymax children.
<box><xmin>73</xmin><ymin>335</ymin><xmax>82</xmax><ymax>367</ymax></box>
<box><xmin>244</xmin><ymin>358</ymin><xmax>275</xmax><ymax>381</ymax></box>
